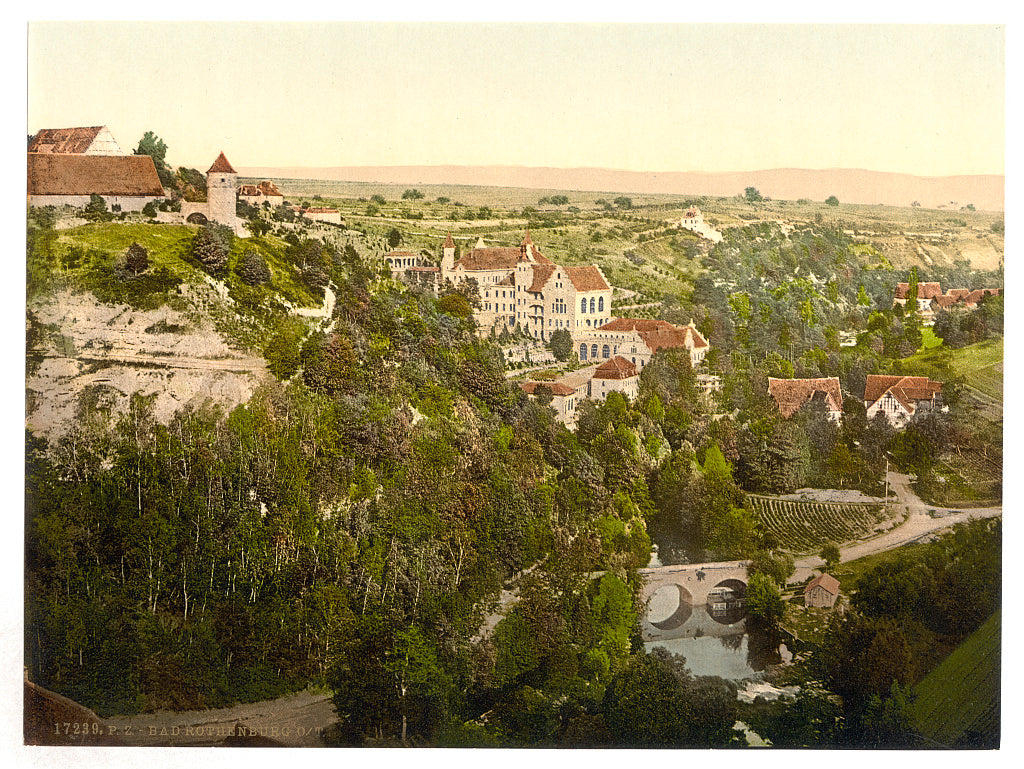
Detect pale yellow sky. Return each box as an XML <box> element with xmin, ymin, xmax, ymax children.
<box><xmin>27</xmin><ymin>22</ymin><xmax>1005</xmax><ymax>177</ymax></box>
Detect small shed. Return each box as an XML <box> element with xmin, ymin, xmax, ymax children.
<box><xmin>804</xmin><ymin>572</ymin><xmax>841</xmax><ymax>608</ymax></box>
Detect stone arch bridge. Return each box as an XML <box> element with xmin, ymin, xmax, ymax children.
<box><xmin>638</xmin><ymin>561</ymin><xmax>750</xmax><ymax>638</ymax></box>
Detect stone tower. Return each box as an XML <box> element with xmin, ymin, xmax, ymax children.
<box><xmin>441</xmin><ymin>232</ymin><xmax>456</xmax><ymax>276</ymax></box>
<box><xmin>206</xmin><ymin>152</ymin><xmax>238</xmax><ymax>227</ymax></box>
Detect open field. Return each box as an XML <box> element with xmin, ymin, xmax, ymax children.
<box><xmin>246</xmin><ymin>176</ymin><xmax>1004</xmax><ymax>277</ymax></box>
<box><xmin>747</xmin><ymin>495</ymin><xmax>901</xmax><ymax>555</ymax></box>
<box><xmin>911</xmin><ymin>610</ymin><xmax>1000</xmax><ymax>747</ymax></box>
<box><xmin>904</xmin><ymin>336</ymin><xmax>1003</xmax><ymax>403</ymax></box>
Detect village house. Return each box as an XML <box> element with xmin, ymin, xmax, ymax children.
<box><xmin>302</xmin><ymin>206</ymin><xmax>343</xmax><ymax>225</ymax></box>
<box><xmin>177</xmin><ymin>152</ymin><xmax>247</xmax><ymax>236</ymax></box>
<box><xmin>767</xmin><ymin>376</ymin><xmax>843</xmax><ymax>421</ymax></box>
<box><xmin>864</xmin><ymin>374</ymin><xmax>943</xmax><ymax>427</ymax></box>
<box><xmin>440</xmin><ymin>232</ymin><xmax>612</xmax><ymax>341</ymax></box>
<box><xmin>589</xmin><ymin>356</ymin><xmax>640</xmax><ymax>402</ymax></box>
<box><xmin>238</xmin><ymin>180</ymin><xmax>284</xmax><ymax>207</ymax></box>
<box><xmin>894</xmin><ymin>282</ymin><xmax>1001</xmax><ymax>322</ymax></box>
<box><xmin>27</xmin><ymin>152</ymin><xmax>165</xmax><ymax>212</ymax></box>
<box><xmin>672</xmin><ymin>206</ymin><xmax>723</xmax><ymax>243</ymax></box>
<box><xmin>518</xmin><ymin>380</ymin><xmax>580</xmax><ymax>428</ymax></box>
<box><xmin>29</xmin><ymin>125</ymin><xmax>126</xmax><ymax>156</ymax></box>
<box><xmin>804</xmin><ymin>573</ymin><xmax>841</xmax><ymax>608</ymax></box>
<box><xmin>578</xmin><ymin>318</ymin><xmax>710</xmax><ymax>369</ymax></box>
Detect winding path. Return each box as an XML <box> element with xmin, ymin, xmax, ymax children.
<box><xmin>791</xmin><ymin>472</ymin><xmax>1001</xmax><ymax>580</ymax></box>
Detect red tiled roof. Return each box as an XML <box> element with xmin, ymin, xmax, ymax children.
<box><xmin>520</xmin><ymin>380</ymin><xmax>576</xmax><ymax>397</ymax></box>
<box><xmin>256</xmin><ymin>180</ymin><xmax>282</xmax><ymax>196</ymax></box>
<box><xmin>593</xmin><ymin>356</ymin><xmax>638</xmax><ymax>380</ymax></box>
<box><xmin>768</xmin><ymin>377</ymin><xmax>842</xmax><ymax>419</ymax></box>
<box><xmin>945</xmin><ymin>288</ymin><xmax>971</xmax><ymax>300</ymax></box>
<box><xmin>443</xmin><ymin>232</ymin><xmax>455</xmax><ymax>248</ymax></box>
<box><xmin>864</xmin><ymin>375</ymin><xmax>943</xmax><ymax>410</ymax></box>
<box><xmin>965</xmin><ymin>288</ymin><xmax>1000</xmax><ymax>305</ymax></box>
<box><xmin>894</xmin><ymin>281</ymin><xmax>943</xmax><ymax>300</ymax></box>
<box><xmin>804</xmin><ymin>573</ymin><xmax>840</xmax><ymax>596</ymax></box>
<box><xmin>386</xmin><ymin>250</ymin><xmax>418</xmax><ymax>257</ymax></box>
<box><xmin>598</xmin><ymin>318</ymin><xmax>709</xmax><ymax>353</ymax></box>
<box><xmin>528</xmin><ymin>265</ymin><xmax>556</xmax><ymax>293</ymax></box>
<box><xmin>932</xmin><ymin>295</ymin><xmax>957</xmax><ymax>309</ymax></box>
<box><xmin>565</xmin><ymin>265</ymin><xmax>610</xmax><ymax>292</ymax></box>
<box><xmin>27</xmin><ymin>153</ymin><xmax>164</xmax><ymax>197</ymax></box>
<box><xmin>455</xmin><ymin>247</ymin><xmax>522</xmax><ymax>271</ymax></box>
<box><xmin>239</xmin><ymin>184</ymin><xmax>259</xmax><ymax>195</ymax></box>
<box><xmin>208</xmin><ymin>152</ymin><xmax>236</xmax><ymax>174</ymax></box>
<box><xmin>28</xmin><ymin>126</ymin><xmax>105</xmax><ymax>154</ymax></box>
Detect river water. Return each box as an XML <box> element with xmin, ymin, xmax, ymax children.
<box><xmin>642</xmin><ymin>582</ymin><xmax>779</xmax><ymax>679</ymax></box>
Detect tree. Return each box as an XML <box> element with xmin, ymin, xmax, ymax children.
<box><xmin>190</xmin><ymin>225</ymin><xmax>230</xmax><ymax>274</ymax></box>
<box><xmin>820</xmin><ymin>542</ymin><xmax>841</xmax><ymax>573</ymax></box>
<box><xmin>744</xmin><ymin>187</ymin><xmax>763</xmax><ymax>203</ymax></box>
<box><xmin>548</xmin><ymin>328</ymin><xmax>573</xmax><ymax>362</ymax></box>
<box><xmin>825</xmin><ymin>195</ymin><xmax>840</xmax><ymax>206</ymax></box>
<box><xmin>746</xmin><ymin>571</ymin><xmax>786</xmax><ymax>629</ymax></box>
<box><xmin>401</xmin><ymin>189</ymin><xmax>424</xmax><ymax>200</ymax></box>
<box><xmin>134</xmin><ymin>131</ymin><xmax>174</xmax><ymax>187</ymax></box>
<box><xmin>613</xmin><ymin>196</ymin><xmax>633</xmax><ymax>209</ymax></box>
<box><xmin>236</xmin><ymin>249</ymin><xmax>271</xmax><ymax>286</ymax></box>
<box><xmin>386</xmin><ymin>228</ymin><xmax>403</xmax><ymax>249</ymax></box>
<box><xmin>83</xmin><ymin>194</ymin><xmax>110</xmax><ymax>221</ymax></box>
<box><xmin>123</xmin><ymin>242</ymin><xmax>149</xmax><ymax>276</ymax></box>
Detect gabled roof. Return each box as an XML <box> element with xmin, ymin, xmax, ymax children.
<box><xmin>804</xmin><ymin>573</ymin><xmax>840</xmax><ymax>596</ymax></box>
<box><xmin>894</xmin><ymin>281</ymin><xmax>943</xmax><ymax>300</ymax></box>
<box><xmin>768</xmin><ymin>377</ymin><xmax>843</xmax><ymax>419</ymax></box>
<box><xmin>519</xmin><ymin>380</ymin><xmax>576</xmax><ymax>397</ymax></box>
<box><xmin>527</xmin><ymin>265</ymin><xmax>556</xmax><ymax>293</ymax></box>
<box><xmin>27</xmin><ymin>153</ymin><xmax>164</xmax><ymax>197</ymax></box>
<box><xmin>256</xmin><ymin>180</ymin><xmax>282</xmax><ymax>196</ymax></box>
<box><xmin>454</xmin><ymin>247</ymin><xmax>522</xmax><ymax>271</ymax></box>
<box><xmin>864</xmin><ymin>375</ymin><xmax>943</xmax><ymax>410</ymax></box>
<box><xmin>565</xmin><ymin>265</ymin><xmax>610</xmax><ymax>293</ymax></box>
<box><xmin>598</xmin><ymin>318</ymin><xmax>709</xmax><ymax>353</ymax></box>
<box><xmin>593</xmin><ymin>356</ymin><xmax>638</xmax><ymax>380</ymax></box>
<box><xmin>208</xmin><ymin>152</ymin><xmax>236</xmax><ymax>174</ymax></box>
<box><xmin>28</xmin><ymin>126</ymin><xmax>105</xmax><ymax>154</ymax></box>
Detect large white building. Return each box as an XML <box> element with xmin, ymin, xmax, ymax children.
<box><xmin>441</xmin><ymin>232</ymin><xmax>612</xmax><ymax>341</ymax></box>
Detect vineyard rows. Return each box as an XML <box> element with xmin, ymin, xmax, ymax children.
<box><xmin>747</xmin><ymin>495</ymin><xmax>895</xmax><ymax>554</ymax></box>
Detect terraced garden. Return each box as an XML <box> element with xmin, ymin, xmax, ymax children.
<box><xmin>747</xmin><ymin>495</ymin><xmax>901</xmax><ymax>554</ymax></box>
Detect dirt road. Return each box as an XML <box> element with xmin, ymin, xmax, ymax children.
<box><xmin>791</xmin><ymin>472</ymin><xmax>1001</xmax><ymax>581</ymax></box>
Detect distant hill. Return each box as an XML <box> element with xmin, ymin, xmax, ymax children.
<box><xmin>237</xmin><ymin>165</ymin><xmax>1004</xmax><ymax>212</ymax></box>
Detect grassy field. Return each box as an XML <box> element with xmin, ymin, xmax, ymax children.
<box><xmin>904</xmin><ymin>336</ymin><xmax>1003</xmax><ymax>402</ymax></box>
<box><xmin>910</xmin><ymin>610</ymin><xmax>1000</xmax><ymax>747</ymax></box>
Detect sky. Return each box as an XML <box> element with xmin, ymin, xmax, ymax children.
<box><xmin>26</xmin><ymin>21</ymin><xmax>1005</xmax><ymax>177</ymax></box>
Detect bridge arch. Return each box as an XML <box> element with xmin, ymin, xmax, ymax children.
<box><xmin>186</xmin><ymin>212</ymin><xmax>209</xmax><ymax>225</ymax></box>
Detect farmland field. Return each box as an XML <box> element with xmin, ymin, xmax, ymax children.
<box><xmin>746</xmin><ymin>495</ymin><xmax>901</xmax><ymax>554</ymax></box>
<box><xmin>911</xmin><ymin>610</ymin><xmax>1000</xmax><ymax>747</ymax></box>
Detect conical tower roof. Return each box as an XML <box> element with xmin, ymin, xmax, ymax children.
<box><xmin>443</xmin><ymin>232</ymin><xmax>455</xmax><ymax>248</ymax></box>
<box><xmin>208</xmin><ymin>152</ymin><xmax>236</xmax><ymax>174</ymax></box>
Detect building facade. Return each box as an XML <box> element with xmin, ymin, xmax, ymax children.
<box><xmin>864</xmin><ymin>375</ymin><xmax>943</xmax><ymax>427</ymax></box>
<box><xmin>441</xmin><ymin>232</ymin><xmax>612</xmax><ymax>341</ymax></box>
<box><xmin>767</xmin><ymin>376</ymin><xmax>843</xmax><ymax>421</ymax></box>
<box><xmin>577</xmin><ymin>318</ymin><xmax>710</xmax><ymax>369</ymax></box>
<box><xmin>179</xmin><ymin>152</ymin><xmax>247</xmax><ymax>236</ymax></box>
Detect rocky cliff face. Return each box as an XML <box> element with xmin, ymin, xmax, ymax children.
<box><xmin>26</xmin><ymin>287</ymin><xmax>269</xmax><ymax>439</ymax></box>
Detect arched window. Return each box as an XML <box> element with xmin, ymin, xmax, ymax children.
<box><xmin>581</xmin><ymin>298</ymin><xmax>587</xmax><ymax>313</ymax></box>
<box><xmin>598</xmin><ymin>296</ymin><xmax>604</xmax><ymax>312</ymax></box>
<box><xmin>602</xmin><ymin>344</ymin><xmax>610</xmax><ymax>359</ymax></box>
<box><xmin>589</xmin><ymin>297</ymin><xmax>596</xmax><ymax>313</ymax></box>
<box><xmin>579</xmin><ymin>344</ymin><xmax>588</xmax><ymax>361</ymax></box>
<box><xmin>591</xmin><ymin>344</ymin><xmax>598</xmax><ymax>359</ymax></box>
